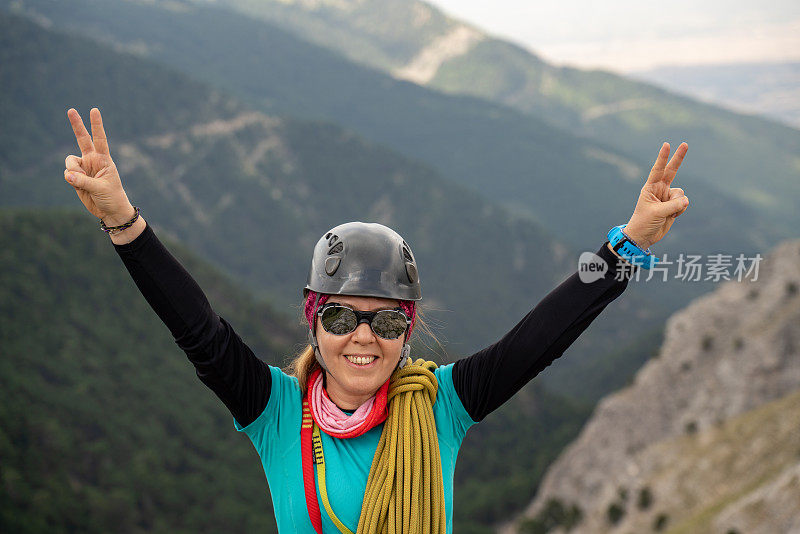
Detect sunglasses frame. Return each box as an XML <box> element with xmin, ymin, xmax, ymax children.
<box><xmin>316</xmin><ymin>302</ymin><xmax>411</xmax><ymax>340</ymax></box>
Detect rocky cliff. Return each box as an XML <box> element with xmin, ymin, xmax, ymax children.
<box><xmin>510</xmin><ymin>238</ymin><xmax>800</xmax><ymax>534</ymax></box>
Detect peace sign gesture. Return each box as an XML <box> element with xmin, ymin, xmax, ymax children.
<box><xmin>64</xmin><ymin>107</ymin><xmax>135</xmax><ymax>226</ymax></box>
<box><xmin>622</xmin><ymin>142</ymin><xmax>690</xmax><ymax>251</ymax></box>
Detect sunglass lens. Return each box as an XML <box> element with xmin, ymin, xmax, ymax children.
<box><xmin>372</xmin><ymin>310</ymin><xmax>408</xmax><ymax>339</ymax></box>
<box><xmin>321</xmin><ymin>306</ymin><xmax>357</xmax><ymax>335</ymax></box>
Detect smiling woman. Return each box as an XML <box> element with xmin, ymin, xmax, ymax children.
<box><xmin>64</xmin><ymin>106</ymin><xmax>691</xmax><ymax>533</ymax></box>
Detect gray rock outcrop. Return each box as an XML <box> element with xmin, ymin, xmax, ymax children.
<box><xmin>512</xmin><ymin>238</ymin><xmax>800</xmax><ymax>533</ymax></box>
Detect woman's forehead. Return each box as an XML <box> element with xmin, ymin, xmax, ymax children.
<box><xmin>329</xmin><ymin>294</ymin><xmax>399</xmax><ymax>310</ymax></box>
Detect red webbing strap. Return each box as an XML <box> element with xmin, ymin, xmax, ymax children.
<box><xmin>302</xmin><ymin>397</ymin><xmax>323</xmax><ymax>534</ymax></box>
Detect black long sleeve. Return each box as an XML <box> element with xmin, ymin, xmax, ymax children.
<box><xmin>113</xmin><ymin>221</ymin><xmax>271</xmax><ymax>428</ymax></box>
<box><xmin>114</xmin><ymin>222</ymin><xmax>635</xmax><ymax>428</ymax></box>
<box><xmin>451</xmin><ymin>241</ymin><xmax>636</xmax><ymax>422</ymax></box>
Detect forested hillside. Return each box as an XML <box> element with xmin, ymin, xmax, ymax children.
<box><xmin>0</xmin><ymin>208</ymin><xmax>296</xmax><ymax>533</ymax></box>
<box><xmin>196</xmin><ymin>0</ymin><xmax>800</xmax><ymax>235</ymax></box>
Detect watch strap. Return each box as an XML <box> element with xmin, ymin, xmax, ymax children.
<box><xmin>607</xmin><ymin>224</ymin><xmax>658</xmax><ymax>270</ymax></box>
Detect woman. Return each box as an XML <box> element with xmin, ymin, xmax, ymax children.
<box><xmin>65</xmin><ymin>107</ymin><xmax>690</xmax><ymax>533</ymax></box>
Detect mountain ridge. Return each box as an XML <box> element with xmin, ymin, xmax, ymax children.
<box><xmin>2</xmin><ymin>0</ymin><xmax>775</xmax><ymax>262</ymax></box>
<box><xmin>189</xmin><ymin>0</ymin><xmax>800</xmax><ymax>235</ymax></box>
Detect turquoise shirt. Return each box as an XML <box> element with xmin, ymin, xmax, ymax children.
<box><xmin>234</xmin><ymin>363</ymin><xmax>476</xmax><ymax>533</ymax></box>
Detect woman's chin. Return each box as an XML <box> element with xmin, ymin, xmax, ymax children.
<box><xmin>341</xmin><ymin>374</ymin><xmax>382</xmax><ymax>394</ymax></box>
<box><xmin>335</xmin><ymin>363</ymin><xmax>389</xmax><ymax>390</ymax></box>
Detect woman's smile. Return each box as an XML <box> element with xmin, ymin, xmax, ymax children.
<box><xmin>344</xmin><ymin>354</ymin><xmax>379</xmax><ymax>367</ymax></box>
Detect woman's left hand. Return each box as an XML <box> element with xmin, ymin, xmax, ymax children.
<box><xmin>623</xmin><ymin>142</ymin><xmax>690</xmax><ymax>250</ymax></box>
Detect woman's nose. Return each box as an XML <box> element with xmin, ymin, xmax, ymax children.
<box><xmin>351</xmin><ymin>321</ymin><xmax>376</xmax><ymax>343</ymax></box>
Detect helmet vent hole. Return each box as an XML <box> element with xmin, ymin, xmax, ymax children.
<box><xmin>325</xmin><ymin>257</ymin><xmax>341</xmax><ymax>276</ymax></box>
<box><xmin>402</xmin><ymin>246</ymin><xmax>414</xmax><ymax>262</ymax></box>
<box><xmin>325</xmin><ymin>233</ymin><xmax>332</xmax><ymax>239</ymax></box>
<box><xmin>405</xmin><ymin>262</ymin><xmax>418</xmax><ymax>283</ymax></box>
<box><xmin>328</xmin><ymin>242</ymin><xmax>343</xmax><ymax>255</ymax></box>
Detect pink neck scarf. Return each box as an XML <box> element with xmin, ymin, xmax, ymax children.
<box><xmin>306</xmin><ymin>368</ymin><xmax>390</xmax><ymax>439</ymax></box>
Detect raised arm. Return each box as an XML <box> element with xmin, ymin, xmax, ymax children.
<box><xmin>453</xmin><ymin>141</ymin><xmax>691</xmax><ymax>422</ymax></box>
<box><xmin>451</xmin><ymin>240</ymin><xmax>634</xmax><ymax>422</ymax></box>
<box><xmin>64</xmin><ymin>107</ymin><xmax>270</xmax><ymax>427</ymax></box>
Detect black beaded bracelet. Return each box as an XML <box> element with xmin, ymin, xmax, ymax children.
<box><xmin>100</xmin><ymin>206</ymin><xmax>140</xmax><ymax>235</ymax></box>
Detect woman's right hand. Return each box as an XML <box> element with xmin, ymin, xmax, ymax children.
<box><xmin>65</xmin><ymin>107</ymin><xmax>134</xmax><ymax>226</ymax></box>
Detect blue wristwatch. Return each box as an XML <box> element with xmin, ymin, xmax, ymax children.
<box><xmin>607</xmin><ymin>224</ymin><xmax>659</xmax><ymax>270</ymax></box>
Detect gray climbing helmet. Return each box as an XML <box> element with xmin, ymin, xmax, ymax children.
<box><xmin>304</xmin><ymin>221</ymin><xmax>421</xmax><ymax>301</ymax></box>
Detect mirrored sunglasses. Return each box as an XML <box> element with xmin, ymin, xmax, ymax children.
<box><xmin>317</xmin><ymin>303</ymin><xmax>410</xmax><ymax>340</ymax></box>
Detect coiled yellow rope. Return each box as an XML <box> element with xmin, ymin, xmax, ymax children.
<box><xmin>356</xmin><ymin>358</ymin><xmax>445</xmax><ymax>534</ymax></box>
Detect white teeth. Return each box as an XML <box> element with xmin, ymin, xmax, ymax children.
<box><xmin>346</xmin><ymin>355</ymin><xmax>376</xmax><ymax>366</ymax></box>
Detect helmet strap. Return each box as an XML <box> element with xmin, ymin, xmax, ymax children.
<box><xmin>398</xmin><ymin>343</ymin><xmax>411</xmax><ymax>368</ymax></box>
<box><xmin>308</xmin><ymin>329</ymin><xmax>333</xmax><ymax>376</ymax></box>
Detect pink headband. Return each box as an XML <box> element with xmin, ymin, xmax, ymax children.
<box><xmin>304</xmin><ymin>290</ymin><xmax>416</xmax><ymax>339</ymax></box>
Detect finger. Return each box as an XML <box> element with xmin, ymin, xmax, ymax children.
<box><xmin>667</xmin><ymin>188</ymin><xmax>688</xmax><ymax>218</ymax></box>
<box><xmin>65</xmin><ymin>154</ymin><xmax>84</xmax><ymax>172</ymax></box>
<box><xmin>656</xmin><ymin>186</ymin><xmax>684</xmax><ymax>204</ymax></box>
<box><xmin>90</xmin><ymin>107</ymin><xmax>110</xmax><ymax>155</ymax></box>
<box><xmin>663</xmin><ymin>142</ymin><xmax>688</xmax><ymax>187</ymax></box>
<box><xmin>671</xmin><ymin>207</ymin><xmax>686</xmax><ymax>219</ymax></box>
<box><xmin>645</xmin><ymin>142</ymin><xmax>670</xmax><ymax>186</ymax></box>
<box><xmin>67</xmin><ymin>108</ymin><xmax>94</xmax><ymax>156</ymax></box>
<box><xmin>668</xmin><ymin>187</ymin><xmax>685</xmax><ymax>199</ymax></box>
<box><xmin>669</xmin><ymin>192</ymin><xmax>688</xmax><ymax>217</ymax></box>
<box><xmin>64</xmin><ymin>169</ymin><xmax>99</xmax><ymax>192</ymax></box>
<box><xmin>656</xmin><ymin>195</ymin><xmax>689</xmax><ymax>218</ymax></box>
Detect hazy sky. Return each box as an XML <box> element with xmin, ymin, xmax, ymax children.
<box><xmin>424</xmin><ymin>0</ymin><xmax>800</xmax><ymax>73</ymax></box>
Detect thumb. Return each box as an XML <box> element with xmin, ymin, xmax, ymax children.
<box><xmin>655</xmin><ymin>195</ymin><xmax>689</xmax><ymax>218</ymax></box>
<box><xmin>65</xmin><ymin>169</ymin><xmax>99</xmax><ymax>192</ymax></box>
